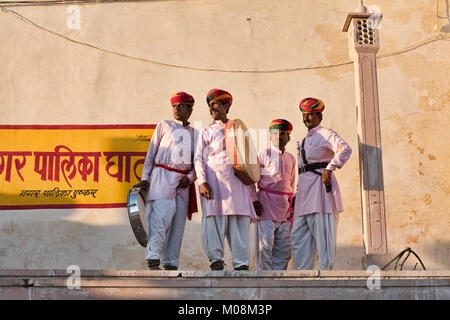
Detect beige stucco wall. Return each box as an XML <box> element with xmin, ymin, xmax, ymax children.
<box><xmin>0</xmin><ymin>0</ymin><xmax>448</xmax><ymax>270</ymax></box>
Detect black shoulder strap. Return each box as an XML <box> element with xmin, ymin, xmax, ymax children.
<box><xmin>301</xmin><ymin>138</ymin><xmax>308</xmax><ymax>165</ymax></box>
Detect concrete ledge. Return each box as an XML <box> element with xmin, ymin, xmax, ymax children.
<box><xmin>0</xmin><ymin>269</ymin><xmax>449</xmax><ymax>300</ymax></box>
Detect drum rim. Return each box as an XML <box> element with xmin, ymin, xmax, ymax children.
<box><xmin>127</xmin><ymin>186</ymin><xmax>148</xmax><ymax>247</ymax></box>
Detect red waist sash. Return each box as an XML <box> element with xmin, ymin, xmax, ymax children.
<box><xmin>259</xmin><ymin>186</ymin><xmax>294</xmax><ymax>227</ymax></box>
<box><xmin>259</xmin><ymin>186</ymin><xmax>294</xmax><ymax>213</ymax></box>
<box><xmin>154</xmin><ymin>163</ymin><xmax>198</xmax><ymax>220</ymax></box>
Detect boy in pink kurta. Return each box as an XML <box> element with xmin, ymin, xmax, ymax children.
<box><xmin>247</xmin><ymin>119</ymin><xmax>296</xmax><ymax>270</ymax></box>
<box><xmin>195</xmin><ymin>89</ymin><xmax>256</xmax><ymax>271</ymax></box>
<box><xmin>292</xmin><ymin>98</ymin><xmax>352</xmax><ymax>270</ymax></box>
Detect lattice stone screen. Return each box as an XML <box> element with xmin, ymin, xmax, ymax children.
<box><xmin>356</xmin><ymin>19</ymin><xmax>376</xmax><ymax>45</ymax></box>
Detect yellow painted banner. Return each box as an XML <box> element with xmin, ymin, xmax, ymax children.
<box><xmin>0</xmin><ymin>125</ymin><xmax>154</xmax><ymax>209</ymax></box>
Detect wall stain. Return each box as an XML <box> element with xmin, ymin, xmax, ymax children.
<box><xmin>392</xmin><ymin>53</ymin><xmax>449</xmax><ymax>113</ymax></box>
<box><xmin>421</xmin><ymin>193</ymin><xmax>432</xmax><ymax>205</ymax></box>
<box><xmin>312</xmin><ymin>23</ymin><xmax>352</xmax><ymax>82</ymax></box>
<box><xmin>1</xmin><ymin>221</ymin><xmax>18</xmax><ymax>234</ymax></box>
<box><xmin>406</xmin><ymin>235</ymin><xmax>419</xmax><ymax>243</ymax></box>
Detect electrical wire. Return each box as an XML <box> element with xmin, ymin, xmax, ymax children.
<box><xmin>1</xmin><ymin>5</ymin><xmax>449</xmax><ymax>73</ymax></box>
<box><xmin>381</xmin><ymin>247</ymin><xmax>426</xmax><ymax>271</ymax></box>
<box><xmin>0</xmin><ymin>0</ymin><xmax>157</xmax><ymax>7</ymax></box>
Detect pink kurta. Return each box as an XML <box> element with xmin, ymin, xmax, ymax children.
<box><xmin>294</xmin><ymin>125</ymin><xmax>352</xmax><ymax>217</ymax></box>
<box><xmin>247</xmin><ymin>146</ymin><xmax>296</xmax><ymax>221</ymax></box>
<box><xmin>194</xmin><ymin>120</ymin><xmax>255</xmax><ymax>217</ymax></box>
<box><xmin>141</xmin><ymin>120</ymin><xmax>196</xmax><ymax>205</ymax></box>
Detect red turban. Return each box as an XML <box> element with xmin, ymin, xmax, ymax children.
<box><xmin>206</xmin><ymin>88</ymin><xmax>233</xmax><ymax>106</ymax></box>
<box><xmin>299</xmin><ymin>97</ymin><xmax>325</xmax><ymax>113</ymax></box>
<box><xmin>171</xmin><ymin>92</ymin><xmax>195</xmax><ymax>107</ymax></box>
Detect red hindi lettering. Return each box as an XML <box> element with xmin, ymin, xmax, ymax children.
<box><xmin>103</xmin><ymin>152</ymin><xmax>146</xmax><ymax>182</ymax></box>
<box><xmin>33</xmin><ymin>145</ymin><xmax>101</xmax><ymax>187</ymax></box>
<box><xmin>0</xmin><ymin>151</ymin><xmax>32</xmax><ymax>182</ymax></box>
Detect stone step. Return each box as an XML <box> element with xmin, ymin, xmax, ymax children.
<box><xmin>0</xmin><ymin>269</ymin><xmax>449</xmax><ymax>300</ymax></box>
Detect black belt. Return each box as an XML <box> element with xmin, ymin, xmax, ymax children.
<box><xmin>298</xmin><ymin>162</ymin><xmax>329</xmax><ymax>174</ymax></box>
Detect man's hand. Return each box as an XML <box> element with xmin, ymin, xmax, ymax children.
<box><xmin>233</xmin><ymin>167</ymin><xmax>249</xmax><ymax>184</ymax></box>
<box><xmin>134</xmin><ymin>180</ymin><xmax>149</xmax><ymax>191</ymax></box>
<box><xmin>322</xmin><ymin>169</ymin><xmax>332</xmax><ymax>186</ymax></box>
<box><xmin>199</xmin><ymin>182</ymin><xmax>212</xmax><ymax>199</ymax></box>
<box><xmin>253</xmin><ymin>201</ymin><xmax>263</xmax><ymax>216</ymax></box>
<box><xmin>178</xmin><ymin>176</ymin><xmax>190</xmax><ymax>188</ymax></box>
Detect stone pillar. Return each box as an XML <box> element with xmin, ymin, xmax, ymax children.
<box><xmin>342</xmin><ymin>2</ymin><xmax>387</xmax><ymax>261</ymax></box>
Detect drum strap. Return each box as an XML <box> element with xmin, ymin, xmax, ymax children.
<box><xmin>154</xmin><ymin>163</ymin><xmax>198</xmax><ymax>220</ymax></box>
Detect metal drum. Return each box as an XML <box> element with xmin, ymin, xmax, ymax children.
<box><xmin>126</xmin><ymin>186</ymin><xmax>148</xmax><ymax>247</ymax></box>
<box><xmin>224</xmin><ymin>119</ymin><xmax>260</xmax><ymax>185</ymax></box>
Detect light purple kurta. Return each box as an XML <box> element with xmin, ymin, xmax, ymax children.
<box><xmin>293</xmin><ymin>125</ymin><xmax>352</xmax><ymax>217</ymax></box>
<box><xmin>247</xmin><ymin>146</ymin><xmax>296</xmax><ymax>222</ymax></box>
<box><xmin>141</xmin><ymin>120</ymin><xmax>196</xmax><ymax>205</ymax></box>
<box><xmin>194</xmin><ymin>120</ymin><xmax>255</xmax><ymax>217</ymax></box>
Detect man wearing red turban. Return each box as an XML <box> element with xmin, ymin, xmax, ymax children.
<box><xmin>291</xmin><ymin>98</ymin><xmax>352</xmax><ymax>270</ymax></box>
<box><xmin>136</xmin><ymin>91</ymin><xmax>198</xmax><ymax>270</ymax></box>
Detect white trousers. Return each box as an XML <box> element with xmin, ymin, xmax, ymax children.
<box><xmin>291</xmin><ymin>213</ymin><xmax>339</xmax><ymax>270</ymax></box>
<box><xmin>144</xmin><ymin>195</ymin><xmax>187</xmax><ymax>267</ymax></box>
<box><xmin>255</xmin><ymin>220</ymin><xmax>292</xmax><ymax>270</ymax></box>
<box><xmin>201</xmin><ymin>212</ymin><xmax>251</xmax><ymax>269</ymax></box>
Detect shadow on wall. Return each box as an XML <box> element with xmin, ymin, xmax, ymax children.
<box><xmin>0</xmin><ymin>189</ymin><xmax>206</xmax><ymax>270</ymax></box>
<box><xmin>359</xmin><ymin>242</ymin><xmax>450</xmax><ymax>271</ymax></box>
<box><xmin>0</xmin><ymin>202</ymin><xmax>145</xmax><ymax>270</ymax></box>
<box><xmin>439</xmin><ymin>0</ymin><xmax>450</xmax><ymax>33</ymax></box>
<box><xmin>1</xmin><ymin>190</ymin><xmax>448</xmax><ymax>271</ymax></box>
<box><xmin>422</xmin><ymin>241</ymin><xmax>450</xmax><ymax>269</ymax></box>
